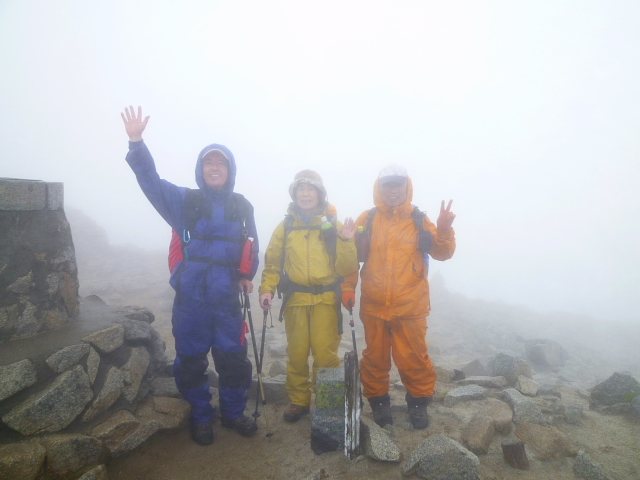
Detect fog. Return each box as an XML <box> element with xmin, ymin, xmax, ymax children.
<box><xmin>1</xmin><ymin>1</ymin><xmax>639</xmax><ymax>324</ymax></box>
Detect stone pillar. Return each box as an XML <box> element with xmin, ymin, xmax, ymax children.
<box><xmin>0</xmin><ymin>178</ymin><xmax>79</xmax><ymax>342</ymax></box>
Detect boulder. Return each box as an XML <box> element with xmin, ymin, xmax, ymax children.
<box><xmin>401</xmin><ymin>434</ymin><xmax>480</xmax><ymax>480</ymax></box>
<box><xmin>91</xmin><ymin>410</ymin><xmax>140</xmax><ymax>452</ymax></box>
<box><xmin>443</xmin><ymin>385</ymin><xmax>486</xmax><ymax>407</ymax></box>
<box><xmin>40</xmin><ymin>434</ymin><xmax>105</xmax><ymax>480</ymax></box>
<box><xmin>488</xmin><ymin>352</ymin><xmax>532</xmax><ymax>384</ymax></box>
<box><xmin>573</xmin><ymin>449</ymin><xmax>610</xmax><ymax>480</ymax></box>
<box><xmin>462</xmin><ymin>414</ymin><xmax>495</xmax><ymax>455</ymax></box>
<box><xmin>361</xmin><ymin>416</ymin><xmax>401</xmax><ymax>462</ymax></box>
<box><xmin>122</xmin><ymin>346</ymin><xmax>150</xmax><ymax>402</ymax></box>
<box><xmin>45</xmin><ymin>344</ymin><xmax>90</xmax><ymax>374</ymax></box>
<box><xmin>477</xmin><ymin>398</ymin><xmax>513</xmax><ymax>434</ymax></box>
<box><xmin>82</xmin><ymin>324</ymin><xmax>125</xmax><ymax>354</ymax></box>
<box><xmin>77</xmin><ymin>465</ymin><xmax>109</xmax><ymax>480</ymax></box>
<box><xmin>590</xmin><ymin>372</ymin><xmax>640</xmax><ymax>408</ymax></box>
<box><xmin>0</xmin><ymin>440</ymin><xmax>46</xmax><ymax>480</ymax></box>
<box><xmin>515</xmin><ymin>421</ymin><xmax>576</xmax><ymax>460</ymax></box>
<box><xmin>525</xmin><ymin>339</ymin><xmax>567</xmax><ymax>370</ymax></box>
<box><xmin>0</xmin><ymin>359</ymin><xmax>38</xmax><ymax>401</ymax></box>
<box><xmin>2</xmin><ymin>365</ymin><xmax>92</xmax><ymax>435</ymax></box>
<box><xmin>457</xmin><ymin>376</ymin><xmax>508</xmax><ymax>388</ymax></box>
<box><xmin>460</xmin><ymin>359</ymin><xmax>488</xmax><ymax>377</ymax></box>
<box><xmin>82</xmin><ymin>366</ymin><xmax>125</xmax><ymax>422</ymax></box>
<box><xmin>516</xmin><ymin>375</ymin><xmax>540</xmax><ymax>396</ymax></box>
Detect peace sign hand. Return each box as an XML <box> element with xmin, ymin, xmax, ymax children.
<box><xmin>121</xmin><ymin>106</ymin><xmax>149</xmax><ymax>142</ymax></box>
<box><xmin>437</xmin><ymin>200</ymin><xmax>456</xmax><ymax>232</ymax></box>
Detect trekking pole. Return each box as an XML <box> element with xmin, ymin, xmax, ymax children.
<box><xmin>258</xmin><ymin>299</ymin><xmax>273</xmax><ymax>437</ymax></box>
<box><xmin>348</xmin><ymin>300</ymin><xmax>357</xmax><ymax>356</ymax></box>
<box><xmin>244</xmin><ymin>288</ymin><xmax>273</xmax><ymax>437</ymax></box>
<box><xmin>243</xmin><ymin>288</ymin><xmax>262</xmax><ymax>428</ymax></box>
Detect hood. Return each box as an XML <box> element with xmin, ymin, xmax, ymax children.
<box><xmin>373</xmin><ymin>175</ymin><xmax>414</xmax><ymax>215</ymax></box>
<box><xmin>195</xmin><ymin>143</ymin><xmax>237</xmax><ymax>199</ymax></box>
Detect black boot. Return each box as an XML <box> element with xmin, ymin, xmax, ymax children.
<box><xmin>190</xmin><ymin>420</ymin><xmax>214</xmax><ymax>445</ymax></box>
<box><xmin>406</xmin><ymin>393</ymin><xmax>431</xmax><ymax>429</ymax></box>
<box><xmin>368</xmin><ymin>394</ymin><xmax>393</xmax><ymax>427</ymax></box>
<box><xmin>220</xmin><ymin>415</ymin><xmax>258</xmax><ymax>437</ymax></box>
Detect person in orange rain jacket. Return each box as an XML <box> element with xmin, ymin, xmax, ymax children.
<box><xmin>342</xmin><ymin>165</ymin><xmax>456</xmax><ymax>429</ymax></box>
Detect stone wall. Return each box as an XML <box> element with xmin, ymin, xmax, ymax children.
<box><xmin>0</xmin><ymin>299</ymin><xmax>189</xmax><ymax>480</ymax></box>
<box><xmin>0</xmin><ymin>178</ymin><xmax>79</xmax><ymax>343</ymax></box>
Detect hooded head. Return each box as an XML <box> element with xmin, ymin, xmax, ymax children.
<box><xmin>195</xmin><ymin>144</ymin><xmax>237</xmax><ymax>198</ymax></box>
<box><xmin>374</xmin><ymin>164</ymin><xmax>413</xmax><ymax>211</ymax></box>
<box><xmin>289</xmin><ymin>169</ymin><xmax>328</xmax><ymax>213</ymax></box>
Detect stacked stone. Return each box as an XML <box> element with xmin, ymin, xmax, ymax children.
<box><xmin>0</xmin><ymin>303</ymin><xmax>189</xmax><ymax>480</ymax></box>
<box><xmin>0</xmin><ymin>178</ymin><xmax>79</xmax><ymax>342</ymax></box>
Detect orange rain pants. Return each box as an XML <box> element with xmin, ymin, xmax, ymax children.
<box><xmin>360</xmin><ymin>313</ymin><xmax>437</xmax><ymax>399</ymax></box>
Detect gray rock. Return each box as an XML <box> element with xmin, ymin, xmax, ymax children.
<box><xmin>110</xmin><ymin>420</ymin><xmax>162</xmax><ymax>457</ymax></box>
<box><xmin>458</xmin><ymin>376</ymin><xmax>508</xmax><ymax>388</ymax></box>
<box><xmin>631</xmin><ymin>395</ymin><xmax>640</xmax><ymax>416</ymax></box>
<box><xmin>120</xmin><ymin>318</ymin><xmax>152</xmax><ymax>341</ymax></box>
<box><xmin>86</xmin><ymin>346</ymin><xmax>100</xmax><ymax>384</ymax></box>
<box><xmin>91</xmin><ymin>410</ymin><xmax>140</xmax><ymax>451</ymax></box>
<box><xmin>462</xmin><ymin>413</ymin><xmax>495</xmax><ymax>455</ymax></box>
<box><xmin>83</xmin><ymin>366</ymin><xmax>125</xmax><ymax>421</ymax></box>
<box><xmin>147</xmin><ymin>328</ymin><xmax>167</xmax><ymax>365</ymax></box>
<box><xmin>8</xmin><ymin>272</ymin><xmax>34</xmax><ymax>294</ymax></box>
<box><xmin>460</xmin><ymin>359</ymin><xmax>488</xmax><ymax>377</ymax></box>
<box><xmin>478</xmin><ymin>398</ymin><xmax>513</xmax><ymax>434</ymax></box>
<box><xmin>573</xmin><ymin>450</ymin><xmax>610</xmax><ymax>480</ymax></box>
<box><xmin>150</xmin><ymin>377</ymin><xmax>181</xmax><ymax>398</ymax></box>
<box><xmin>46</xmin><ymin>343</ymin><xmax>90</xmax><ymax>373</ymax></box>
<box><xmin>565</xmin><ymin>404</ymin><xmax>584</xmax><ymax>424</ymax></box>
<box><xmin>525</xmin><ymin>339</ymin><xmax>567</xmax><ymax>370</ymax></box>
<box><xmin>311</xmin><ymin>368</ymin><xmax>345</xmax><ymax>454</ymax></box>
<box><xmin>538</xmin><ymin>384</ymin><xmax>562</xmax><ymax>398</ymax></box>
<box><xmin>118</xmin><ymin>305</ymin><xmax>155</xmax><ymax>323</ymax></box>
<box><xmin>401</xmin><ymin>434</ymin><xmax>480</xmax><ymax>480</ymax></box>
<box><xmin>499</xmin><ymin>388</ymin><xmax>527</xmax><ymax>408</ymax></box>
<box><xmin>135</xmin><ymin>396</ymin><xmax>190</xmax><ymax>430</ymax></box>
<box><xmin>513</xmin><ymin>399</ymin><xmax>547</xmax><ymax>425</ymax></box>
<box><xmin>590</xmin><ymin>371</ymin><xmax>640</xmax><ymax>408</ymax></box>
<box><xmin>0</xmin><ymin>440</ymin><xmax>46</xmax><ymax>480</ymax></box>
<box><xmin>0</xmin><ymin>359</ymin><xmax>38</xmax><ymax>401</ymax></box>
<box><xmin>16</xmin><ymin>301</ymin><xmax>39</xmax><ymax>337</ymax></box>
<box><xmin>488</xmin><ymin>352</ymin><xmax>532</xmax><ymax>384</ymax></box>
<box><xmin>361</xmin><ymin>416</ymin><xmax>401</xmax><ymax>462</ymax></box>
<box><xmin>249</xmin><ymin>374</ymin><xmax>289</xmax><ymax>404</ymax></box>
<box><xmin>122</xmin><ymin>346</ymin><xmax>150</xmax><ymax>402</ymax></box>
<box><xmin>516</xmin><ymin>375</ymin><xmax>540</xmax><ymax>396</ymax></box>
<box><xmin>535</xmin><ymin>395</ymin><xmax>565</xmax><ymax>415</ymax></box>
<box><xmin>206</xmin><ymin>367</ymin><xmax>219</xmax><ymax>388</ymax></box>
<box><xmin>82</xmin><ymin>324</ymin><xmax>125</xmax><ymax>354</ymax></box>
<box><xmin>0</xmin><ymin>178</ymin><xmax>46</xmax><ymax>210</ymax></box>
<box><xmin>40</xmin><ymin>434</ymin><xmax>105</xmax><ymax>480</ymax></box>
<box><xmin>269</xmin><ymin>359</ymin><xmax>287</xmax><ymax>377</ymax></box>
<box><xmin>77</xmin><ymin>465</ymin><xmax>109</xmax><ymax>480</ymax></box>
<box><xmin>2</xmin><ymin>365</ymin><xmax>92</xmax><ymax>435</ymax></box>
<box><xmin>443</xmin><ymin>385</ymin><xmax>486</xmax><ymax>407</ymax></box>
<box><xmin>515</xmin><ymin>421</ymin><xmax>576</xmax><ymax>460</ymax></box>
<box><xmin>268</xmin><ymin>342</ymin><xmax>288</xmax><ymax>358</ymax></box>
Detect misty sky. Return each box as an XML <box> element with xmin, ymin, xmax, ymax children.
<box><xmin>1</xmin><ymin>1</ymin><xmax>639</xmax><ymax>323</ymax></box>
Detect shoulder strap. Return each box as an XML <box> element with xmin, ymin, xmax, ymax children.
<box><xmin>184</xmin><ymin>189</ymin><xmax>211</xmax><ymax>235</ymax></box>
<box><xmin>366</xmin><ymin>207</ymin><xmax>377</xmax><ymax>242</ymax></box>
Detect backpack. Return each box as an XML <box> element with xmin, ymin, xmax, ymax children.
<box><xmin>356</xmin><ymin>206</ymin><xmax>433</xmax><ymax>270</ymax></box>
<box><xmin>168</xmin><ymin>189</ymin><xmax>254</xmax><ymax>273</ymax></box>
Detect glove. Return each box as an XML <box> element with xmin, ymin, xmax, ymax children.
<box><xmin>342</xmin><ymin>291</ymin><xmax>356</xmax><ymax>310</ymax></box>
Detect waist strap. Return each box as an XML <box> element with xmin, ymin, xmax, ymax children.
<box><xmin>187</xmin><ymin>256</ymin><xmax>239</xmax><ymax>268</ymax></box>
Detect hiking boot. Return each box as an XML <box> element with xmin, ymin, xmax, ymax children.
<box><xmin>283</xmin><ymin>404</ymin><xmax>310</xmax><ymax>423</ymax></box>
<box><xmin>368</xmin><ymin>394</ymin><xmax>393</xmax><ymax>427</ymax></box>
<box><xmin>190</xmin><ymin>420</ymin><xmax>214</xmax><ymax>445</ymax></box>
<box><xmin>406</xmin><ymin>393</ymin><xmax>431</xmax><ymax>429</ymax></box>
<box><xmin>220</xmin><ymin>415</ymin><xmax>258</xmax><ymax>437</ymax></box>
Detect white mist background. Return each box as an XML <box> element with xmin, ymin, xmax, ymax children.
<box><xmin>1</xmin><ymin>1</ymin><xmax>639</xmax><ymax>324</ymax></box>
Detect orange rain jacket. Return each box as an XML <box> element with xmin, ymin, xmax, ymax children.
<box><xmin>343</xmin><ymin>176</ymin><xmax>456</xmax><ymax>320</ymax></box>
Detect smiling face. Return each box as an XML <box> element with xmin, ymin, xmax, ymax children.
<box><xmin>202</xmin><ymin>151</ymin><xmax>229</xmax><ymax>190</ymax></box>
<box><xmin>380</xmin><ymin>180</ymin><xmax>408</xmax><ymax>208</ymax></box>
<box><xmin>295</xmin><ymin>183</ymin><xmax>319</xmax><ymax>216</ymax></box>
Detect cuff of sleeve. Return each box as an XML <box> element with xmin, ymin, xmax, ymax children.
<box><xmin>128</xmin><ymin>140</ymin><xmax>144</xmax><ymax>150</ymax></box>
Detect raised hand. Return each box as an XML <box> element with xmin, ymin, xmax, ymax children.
<box><xmin>437</xmin><ymin>200</ymin><xmax>456</xmax><ymax>231</ymax></box>
<box><xmin>121</xmin><ymin>106</ymin><xmax>149</xmax><ymax>142</ymax></box>
<box><xmin>340</xmin><ymin>217</ymin><xmax>356</xmax><ymax>239</ymax></box>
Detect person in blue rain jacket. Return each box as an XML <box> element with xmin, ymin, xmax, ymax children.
<box><xmin>121</xmin><ymin>106</ymin><xmax>259</xmax><ymax>445</ymax></box>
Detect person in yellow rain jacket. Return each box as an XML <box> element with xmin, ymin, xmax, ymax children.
<box><xmin>342</xmin><ymin>165</ymin><xmax>456</xmax><ymax>429</ymax></box>
<box><xmin>259</xmin><ymin>170</ymin><xmax>358</xmax><ymax>422</ymax></box>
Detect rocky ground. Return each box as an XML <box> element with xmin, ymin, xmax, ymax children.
<box><xmin>66</xmin><ymin>208</ymin><xmax>640</xmax><ymax>479</ymax></box>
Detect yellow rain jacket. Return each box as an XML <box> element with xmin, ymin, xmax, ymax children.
<box><xmin>259</xmin><ymin>204</ymin><xmax>359</xmax><ymax>306</ymax></box>
<box><xmin>343</xmin><ymin>176</ymin><xmax>456</xmax><ymax>320</ymax></box>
